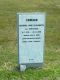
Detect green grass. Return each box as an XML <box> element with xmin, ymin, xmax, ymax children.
<box><xmin>0</xmin><ymin>0</ymin><xmax>60</xmax><ymax>80</ymax></box>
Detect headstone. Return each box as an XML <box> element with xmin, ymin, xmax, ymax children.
<box><xmin>17</xmin><ymin>12</ymin><xmax>46</xmax><ymax>71</ymax></box>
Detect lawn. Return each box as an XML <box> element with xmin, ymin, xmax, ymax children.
<box><xmin>0</xmin><ymin>0</ymin><xmax>60</xmax><ymax>80</ymax></box>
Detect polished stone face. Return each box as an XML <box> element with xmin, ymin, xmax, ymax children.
<box><xmin>18</xmin><ymin>13</ymin><xmax>45</xmax><ymax>64</ymax></box>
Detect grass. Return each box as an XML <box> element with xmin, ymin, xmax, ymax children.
<box><xmin>0</xmin><ymin>0</ymin><xmax>60</xmax><ymax>80</ymax></box>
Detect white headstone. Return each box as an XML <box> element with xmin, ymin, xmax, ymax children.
<box><xmin>17</xmin><ymin>12</ymin><xmax>46</xmax><ymax>71</ymax></box>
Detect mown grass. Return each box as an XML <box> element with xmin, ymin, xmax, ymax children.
<box><xmin>0</xmin><ymin>0</ymin><xmax>60</xmax><ymax>80</ymax></box>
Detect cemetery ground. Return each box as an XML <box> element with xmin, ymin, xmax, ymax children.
<box><xmin>0</xmin><ymin>0</ymin><xmax>60</xmax><ymax>80</ymax></box>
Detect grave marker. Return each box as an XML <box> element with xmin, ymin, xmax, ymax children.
<box><xmin>17</xmin><ymin>13</ymin><xmax>46</xmax><ymax>71</ymax></box>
